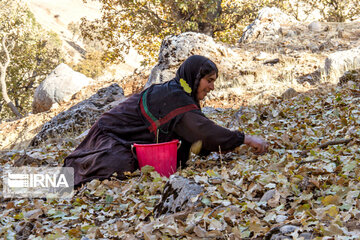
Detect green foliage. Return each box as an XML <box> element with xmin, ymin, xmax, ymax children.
<box><xmin>69</xmin><ymin>50</ymin><xmax>108</xmax><ymax>79</ymax></box>
<box><xmin>80</xmin><ymin>0</ymin><xmax>286</xmax><ymax>65</ymax></box>
<box><xmin>68</xmin><ymin>21</ymin><xmax>82</xmax><ymax>41</ymax></box>
<box><xmin>81</xmin><ymin>0</ymin><xmax>360</xmax><ymax>66</ymax></box>
<box><xmin>290</xmin><ymin>0</ymin><xmax>360</xmax><ymax>22</ymax></box>
<box><xmin>318</xmin><ymin>0</ymin><xmax>360</xmax><ymax>22</ymax></box>
<box><xmin>67</xmin><ymin>20</ymin><xmax>109</xmax><ymax>79</ymax></box>
<box><xmin>0</xmin><ymin>1</ymin><xmax>63</xmax><ymax>120</ymax></box>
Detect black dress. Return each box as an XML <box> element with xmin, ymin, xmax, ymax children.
<box><xmin>63</xmin><ymin>55</ymin><xmax>244</xmax><ymax>186</ymax></box>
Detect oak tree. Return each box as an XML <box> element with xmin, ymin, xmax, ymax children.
<box><xmin>0</xmin><ymin>1</ymin><xmax>63</xmax><ymax>120</ymax></box>
<box><xmin>81</xmin><ymin>0</ymin><xmax>282</xmax><ymax>65</ymax></box>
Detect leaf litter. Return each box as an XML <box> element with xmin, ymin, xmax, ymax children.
<box><xmin>0</xmin><ymin>84</ymin><xmax>360</xmax><ymax>239</ymax></box>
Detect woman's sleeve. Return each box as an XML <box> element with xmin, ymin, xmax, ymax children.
<box><xmin>173</xmin><ymin>111</ymin><xmax>244</xmax><ymax>152</ymax></box>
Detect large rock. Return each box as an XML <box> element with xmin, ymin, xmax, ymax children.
<box><xmin>146</xmin><ymin>32</ymin><xmax>237</xmax><ymax>88</ymax></box>
<box><xmin>308</xmin><ymin>21</ymin><xmax>322</xmax><ymax>32</ymax></box>
<box><xmin>324</xmin><ymin>46</ymin><xmax>360</xmax><ymax>83</ymax></box>
<box><xmin>32</xmin><ymin>63</ymin><xmax>93</xmax><ymax>113</ymax></box>
<box><xmin>239</xmin><ymin>7</ymin><xmax>298</xmax><ymax>44</ymax></box>
<box><xmin>145</xmin><ymin>31</ymin><xmax>297</xmax><ymax>104</ymax></box>
<box><xmin>265</xmin><ymin>225</ymin><xmax>314</xmax><ymax>240</ymax></box>
<box><xmin>145</xmin><ymin>32</ymin><xmax>253</xmax><ymax>103</ymax></box>
<box><xmin>153</xmin><ymin>175</ymin><xmax>203</xmax><ymax>217</ymax></box>
<box><xmin>30</xmin><ymin>84</ymin><xmax>124</xmax><ymax>146</ymax></box>
<box><xmin>338</xmin><ymin>69</ymin><xmax>360</xmax><ymax>86</ymax></box>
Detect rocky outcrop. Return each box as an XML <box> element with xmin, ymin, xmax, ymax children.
<box><xmin>239</xmin><ymin>7</ymin><xmax>298</xmax><ymax>44</ymax></box>
<box><xmin>145</xmin><ymin>32</ymin><xmax>259</xmax><ymax>104</ymax></box>
<box><xmin>338</xmin><ymin>69</ymin><xmax>360</xmax><ymax>86</ymax></box>
<box><xmin>146</xmin><ymin>32</ymin><xmax>237</xmax><ymax>88</ymax></box>
<box><xmin>308</xmin><ymin>21</ymin><xmax>322</xmax><ymax>32</ymax></box>
<box><xmin>153</xmin><ymin>176</ymin><xmax>203</xmax><ymax>217</ymax></box>
<box><xmin>32</xmin><ymin>63</ymin><xmax>93</xmax><ymax>113</ymax></box>
<box><xmin>281</xmin><ymin>88</ymin><xmax>299</xmax><ymax>100</ymax></box>
<box><xmin>30</xmin><ymin>84</ymin><xmax>124</xmax><ymax>146</ymax></box>
<box><xmin>324</xmin><ymin>46</ymin><xmax>360</xmax><ymax>83</ymax></box>
<box><xmin>145</xmin><ymin>30</ymin><xmax>309</xmax><ymax>106</ymax></box>
<box><xmin>265</xmin><ymin>225</ymin><xmax>314</xmax><ymax>240</ymax></box>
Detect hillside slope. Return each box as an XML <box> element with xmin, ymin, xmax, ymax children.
<box><xmin>27</xmin><ymin>0</ymin><xmax>142</xmax><ymax>67</ymax></box>
<box><xmin>0</xmin><ymin>80</ymin><xmax>359</xmax><ymax>239</ymax></box>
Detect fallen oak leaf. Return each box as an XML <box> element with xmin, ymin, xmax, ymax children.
<box><xmin>322</xmin><ymin>195</ymin><xmax>341</xmax><ymax>206</ymax></box>
<box><xmin>141</xmin><ymin>165</ymin><xmax>155</xmax><ymax>174</ymax></box>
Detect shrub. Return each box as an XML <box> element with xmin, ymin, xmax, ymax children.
<box><xmin>0</xmin><ymin>1</ymin><xmax>63</xmax><ymax>120</ymax></box>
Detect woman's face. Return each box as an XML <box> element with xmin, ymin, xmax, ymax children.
<box><xmin>196</xmin><ymin>72</ymin><xmax>217</xmax><ymax>101</ymax></box>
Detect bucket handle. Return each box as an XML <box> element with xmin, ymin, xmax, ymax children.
<box><xmin>131</xmin><ymin>144</ymin><xmax>136</xmax><ymax>157</ymax></box>
<box><xmin>177</xmin><ymin>140</ymin><xmax>181</xmax><ymax>150</ymax></box>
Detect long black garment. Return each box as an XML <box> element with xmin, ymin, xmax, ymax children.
<box><xmin>64</xmin><ymin>56</ymin><xmax>244</xmax><ymax>186</ymax></box>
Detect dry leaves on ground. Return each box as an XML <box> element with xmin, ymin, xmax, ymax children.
<box><xmin>0</xmin><ymin>84</ymin><xmax>360</xmax><ymax>239</ymax></box>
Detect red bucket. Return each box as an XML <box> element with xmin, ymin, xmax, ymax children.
<box><xmin>132</xmin><ymin>140</ymin><xmax>180</xmax><ymax>177</ymax></box>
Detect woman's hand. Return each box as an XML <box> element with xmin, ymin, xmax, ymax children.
<box><xmin>244</xmin><ymin>135</ymin><xmax>268</xmax><ymax>155</ymax></box>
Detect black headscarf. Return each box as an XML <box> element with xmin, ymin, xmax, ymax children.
<box><xmin>174</xmin><ymin>55</ymin><xmax>215</xmax><ymax>103</ymax></box>
<box><xmin>139</xmin><ymin>55</ymin><xmax>218</xmax><ymax>141</ymax></box>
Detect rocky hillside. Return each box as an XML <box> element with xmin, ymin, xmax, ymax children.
<box><xmin>1</xmin><ymin>6</ymin><xmax>360</xmax><ymax>151</ymax></box>
<box><xmin>0</xmin><ymin>70</ymin><xmax>359</xmax><ymax>239</ymax></box>
<box><xmin>27</xmin><ymin>0</ymin><xmax>143</xmax><ymax>71</ymax></box>
<box><xmin>0</xmin><ymin>3</ymin><xmax>360</xmax><ymax>239</ymax></box>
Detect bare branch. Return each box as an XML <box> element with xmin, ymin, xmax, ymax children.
<box><xmin>0</xmin><ymin>1</ymin><xmax>11</xmax><ymax>13</ymax></box>
<box><xmin>300</xmin><ymin>138</ymin><xmax>353</xmax><ymax>157</ymax></box>
<box><xmin>1</xmin><ymin>34</ymin><xmax>11</xmax><ymax>69</ymax></box>
<box><xmin>318</xmin><ymin>138</ymin><xmax>353</xmax><ymax>149</ymax></box>
<box><xmin>142</xmin><ymin>5</ymin><xmax>173</xmax><ymax>25</ymax></box>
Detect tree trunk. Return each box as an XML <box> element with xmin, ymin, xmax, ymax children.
<box><xmin>198</xmin><ymin>22</ymin><xmax>215</xmax><ymax>36</ymax></box>
<box><xmin>197</xmin><ymin>0</ymin><xmax>222</xmax><ymax>37</ymax></box>
<box><xmin>0</xmin><ymin>35</ymin><xmax>23</xmax><ymax>118</ymax></box>
<box><xmin>1</xmin><ymin>67</ymin><xmax>23</xmax><ymax>118</ymax></box>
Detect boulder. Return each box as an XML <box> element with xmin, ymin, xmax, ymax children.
<box><xmin>146</xmin><ymin>32</ymin><xmax>237</xmax><ymax>88</ymax></box>
<box><xmin>153</xmin><ymin>175</ymin><xmax>203</xmax><ymax>217</ymax></box>
<box><xmin>30</xmin><ymin>84</ymin><xmax>124</xmax><ymax>146</ymax></box>
<box><xmin>32</xmin><ymin>63</ymin><xmax>93</xmax><ymax>113</ymax></box>
<box><xmin>239</xmin><ymin>7</ymin><xmax>298</xmax><ymax>44</ymax></box>
<box><xmin>265</xmin><ymin>225</ymin><xmax>314</xmax><ymax>240</ymax></box>
<box><xmin>281</xmin><ymin>88</ymin><xmax>299</xmax><ymax>100</ymax></box>
<box><xmin>308</xmin><ymin>21</ymin><xmax>322</xmax><ymax>32</ymax></box>
<box><xmin>145</xmin><ymin>32</ymin><xmax>254</xmax><ymax>103</ymax></box>
<box><xmin>14</xmin><ymin>221</ymin><xmax>34</xmax><ymax>240</ymax></box>
<box><xmin>324</xmin><ymin>46</ymin><xmax>360</xmax><ymax>83</ymax></box>
<box><xmin>338</xmin><ymin>69</ymin><xmax>360</xmax><ymax>86</ymax></box>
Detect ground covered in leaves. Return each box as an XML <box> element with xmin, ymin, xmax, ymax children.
<box><xmin>1</xmin><ymin>82</ymin><xmax>360</xmax><ymax>239</ymax></box>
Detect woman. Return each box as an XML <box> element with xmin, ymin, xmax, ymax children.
<box><xmin>64</xmin><ymin>55</ymin><xmax>268</xmax><ymax>187</ymax></box>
